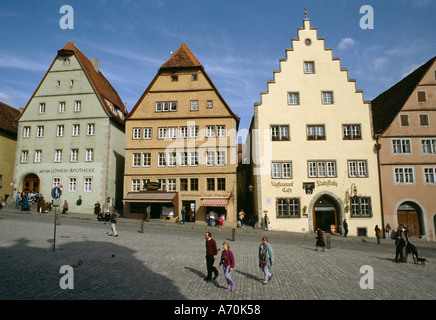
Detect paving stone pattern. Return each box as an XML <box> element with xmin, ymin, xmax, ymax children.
<box><xmin>0</xmin><ymin>210</ymin><xmax>435</xmax><ymax>300</ymax></box>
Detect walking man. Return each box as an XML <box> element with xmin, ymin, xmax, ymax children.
<box><xmin>204</xmin><ymin>232</ymin><xmax>218</xmax><ymax>281</ymax></box>
<box><xmin>109</xmin><ymin>210</ymin><xmax>118</xmax><ymax>237</ymax></box>
<box><xmin>343</xmin><ymin>219</ymin><xmax>348</xmax><ymax>237</ymax></box>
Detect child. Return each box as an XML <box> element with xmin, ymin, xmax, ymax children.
<box><xmin>219</xmin><ymin>242</ymin><xmax>235</xmax><ymax>292</ymax></box>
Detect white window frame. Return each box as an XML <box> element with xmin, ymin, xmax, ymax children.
<box><xmin>423</xmin><ymin>167</ymin><xmax>436</xmax><ymax>185</ymax></box>
<box><xmin>217</xmin><ymin>151</ymin><xmax>226</xmax><ymax>166</ymax></box>
<box><xmin>217</xmin><ymin>125</ymin><xmax>226</xmax><ymax>137</ymax></box>
<box><xmin>206</xmin><ymin>126</ymin><xmax>215</xmax><ymax>138</ymax></box>
<box><xmin>39</xmin><ymin>103</ymin><xmax>46</xmax><ymax>114</ymax></box>
<box><xmin>143</xmin><ymin>128</ymin><xmax>152</xmax><ymax>139</ymax></box>
<box><xmin>304</xmin><ymin>61</ymin><xmax>315</xmax><ymax>74</ymax></box>
<box><xmin>34</xmin><ymin>150</ymin><xmax>42</xmax><ymax>163</ymax></box>
<box><xmin>132</xmin><ymin>153</ymin><xmax>141</xmax><ymax>167</ymax></box>
<box><xmin>393</xmin><ymin>167</ymin><xmax>415</xmax><ymax>184</ymax></box>
<box><xmin>74</xmin><ymin>100</ymin><xmax>81</xmax><ymax>112</ymax></box>
<box><xmin>57</xmin><ymin>125</ymin><xmax>64</xmax><ymax>137</ymax></box>
<box><xmin>53</xmin><ymin>177</ymin><xmax>61</xmax><ymax>188</ymax></box>
<box><xmin>158</xmin><ymin>127</ymin><xmax>167</xmax><ymax>139</ymax></box>
<box><xmin>36</xmin><ymin>126</ymin><xmax>44</xmax><ymax>138</ymax></box>
<box><xmin>190</xmin><ymin>100</ymin><xmax>199</xmax><ymax>111</ymax></box>
<box><xmin>392</xmin><ymin>138</ymin><xmax>412</xmax><ymax>154</ymax></box>
<box><xmin>206</xmin><ymin>151</ymin><xmax>215</xmax><ymax>166</ymax></box>
<box><xmin>84</xmin><ymin>177</ymin><xmax>92</xmax><ymax>192</ymax></box>
<box><xmin>72</xmin><ymin>124</ymin><xmax>80</xmax><ymax>137</ymax></box>
<box><xmin>420</xmin><ymin>138</ymin><xmax>436</xmax><ymax>154</ymax></box>
<box><xmin>21</xmin><ymin>150</ymin><xmax>29</xmax><ymax>163</ymax></box>
<box><xmin>158</xmin><ymin>153</ymin><xmax>166</xmax><ymax>167</ymax></box>
<box><xmin>190</xmin><ymin>152</ymin><xmax>199</xmax><ymax>166</ymax></box>
<box><xmin>23</xmin><ymin>126</ymin><xmax>31</xmax><ymax>138</ymax></box>
<box><xmin>132</xmin><ymin>179</ymin><xmax>140</xmax><ymax>192</ymax></box>
<box><xmin>70</xmin><ymin>149</ymin><xmax>79</xmax><ymax>162</ymax></box>
<box><xmin>308</xmin><ymin>161</ymin><xmax>336</xmax><ymax>178</ymax></box>
<box><xmin>321</xmin><ymin>91</ymin><xmax>334</xmax><ymax>104</ymax></box>
<box><xmin>85</xmin><ymin>148</ymin><xmax>94</xmax><ymax>162</ymax></box>
<box><xmin>167</xmin><ymin>179</ymin><xmax>176</xmax><ymax>191</ymax></box>
<box><xmin>55</xmin><ymin>150</ymin><xmax>62</xmax><ymax>162</ymax></box>
<box><xmin>69</xmin><ymin>177</ymin><xmax>77</xmax><ymax>192</ymax></box>
<box><xmin>87</xmin><ymin>124</ymin><xmax>95</xmax><ymax>136</ymax></box>
<box><xmin>287</xmin><ymin>92</ymin><xmax>300</xmax><ymax>105</ymax></box>
<box><xmin>179</xmin><ymin>126</ymin><xmax>188</xmax><ymax>139</ymax></box>
<box><xmin>59</xmin><ymin>101</ymin><xmax>66</xmax><ymax>113</ymax></box>
<box><xmin>133</xmin><ymin>128</ymin><xmax>141</xmax><ymax>139</ymax></box>
<box><xmin>168</xmin><ymin>127</ymin><xmax>177</xmax><ymax>139</ymax></box>
<box><xmin>142</xmin><ymin>152</ymin><xmax>151</xmax><ymax>167</ymax></box>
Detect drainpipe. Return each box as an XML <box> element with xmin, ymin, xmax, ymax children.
<box><xmin>375</xmin><ymin>136</ymin><xmax>385</xmax><ymax>238</ymax></box>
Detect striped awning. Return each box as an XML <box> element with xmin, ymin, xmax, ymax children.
<box><xmin>124</xmin><ymin>192</ymin><xmax>177</xmax><ymax>203</ymax></box>
<box><xmin>201</xmin><ymin>198</ymin><xmax>228</xmax><ymax>207</ymax></box>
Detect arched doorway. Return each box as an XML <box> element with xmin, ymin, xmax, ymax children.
<box><xmin>397</xmin><ymin>201</ymin><xmax>422</xmax><ymax>237</ymax></box>
<box><xmin>313</xmin><ymin>195</ymin><xmax>339</xmax><ymax>233</ymax></box>
<box><xmin>23</xmin><ymin>174</ymin><xmax>40</xmax><ymax>196</ymax></box>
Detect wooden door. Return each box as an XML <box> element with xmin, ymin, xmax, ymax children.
<box><xmin>398</xmin><ymin>210</ymin><xmax>420</xmax><ymax>237</ymax></box>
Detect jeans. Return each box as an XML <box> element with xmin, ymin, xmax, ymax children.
<box><xmin>223</xmin><ymin>265</ymin><xmax>234</xmax><ymax>289</ymax></box>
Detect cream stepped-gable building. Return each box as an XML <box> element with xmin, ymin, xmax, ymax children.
<box><xmin>250</xmin><ymin>17</ymin><xmax>383</xmax><ymax>236</ymax></box>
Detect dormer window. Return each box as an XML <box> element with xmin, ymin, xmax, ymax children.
<box><xmin>63</xmin><ymin>58</ymin><xmax>70</xmax><ymax>66</ymax></box>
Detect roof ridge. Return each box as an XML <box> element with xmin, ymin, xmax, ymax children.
<box><xmin>160</xmin><ymin>43</ymin><xmax>202</xmax><ymax>69</ymax></box>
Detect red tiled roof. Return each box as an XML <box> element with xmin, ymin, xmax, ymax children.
<box><xmin>160</xmin><ymin>43</ymin><xmax>202</xmax><ymax>69</ymax></box>
<box><xmin>0</xmin><ymin>101</ymin><xmax>20</xmax><ymax>135</ymax></box>
<box><xmin>371</xmin><ymin>56</ymin><xmax>436</xmax><ymax>134</ymax></box>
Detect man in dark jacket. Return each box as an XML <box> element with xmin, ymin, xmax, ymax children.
<box><xmin>204</xmin><ymin>232</ymin><xmax>218</xmax><ymax>281</ymax></box>
<box><xmin>395</xmin><ymin>229</ymin><xmax>406</xmax><ymax>262</ymax></box>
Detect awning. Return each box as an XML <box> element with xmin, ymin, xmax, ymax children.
<box><xmin>201</xmin><ymin>198</ymin><xmax>228</xmax><ymax>207</ymax></box>
<box><xmin>124</xmin><ymin>192</ymin><xmax>177</xmax><ymax>203</ymax></box>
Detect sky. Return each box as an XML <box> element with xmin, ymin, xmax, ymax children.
<box><xmin>1</xmin><ymin>0</ymin><xmax>435</xmax><ymax>137</ymax></box>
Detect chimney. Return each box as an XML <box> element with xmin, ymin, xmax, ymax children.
<box><xmin>91</xmin><ymin>58</ymin><xmax>99</xmax><ymax>72</ymax></box>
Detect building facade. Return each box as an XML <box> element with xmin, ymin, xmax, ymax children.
<box><xmin>372</xmin><ymin>57</ymin><xmax>436</xmax><ymax>241</ymax></box>
<box><xmin>250</xmin><ymin>18</ymin><xmax>383</xmax><ymax>236</ymax></box>
<box><xmin>0</xmin><ymin>102</ymin><xmax>20</xmax><ymax>204</ymax></box>
<box><xmin>13</xmin><ymin>42</ymin><xmax>127</xmax><ymax>214</ymax></box>
<box><xmin>123</xmin><ymin>43</ymin><xmax>239</xmax><ymax>225</ymax></box>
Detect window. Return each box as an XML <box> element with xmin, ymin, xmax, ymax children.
<box><xmin>23</xmin><ymin>126</ymin><xmax>31</xmax><ymax>138</ymax></box>
<box><xmin>141</xmin><ymin>179</ymin><xmax>150</xmax><ymax>191</ymax></box>
<box><xmin>34</xmin><ymin>150</ymin><xmax>42</xmax><ymax>163</ymax></box>
<box><xmin>276</xmin><ymin>198</ymin><xmax>300</xmax><ymax>218</ymax></box>
<box><xmin>217</xmin><ymin>151</ymin><xmax>226</xmax><ymax>166</ymax></box>
<box><xmin>132</xmin><ymin>153</ymin><xmax>141</xmax><ymax>167</ymax></box>
<box><xmin>189</xmin><ymin>126</ymin><xmax>199</xmax><ymax>138</ymax></box>
<box><xmin>57</xmin><ymin>125</ymin><xmax>64</xmax><ymax>137</ymax></box>
<box><xmin>55</xmin><ymin>150</ymin><xmax>62</xmax><ymax>162</ymax></box>
<box><xmin>342</xmin><ymin>124</ymin><xmax>361</xmax><ymax>140</ymax></box>
<box><xmin>192</xmin><ymin>74</ymin><xmax>198</xmax><ymax>81</ymax></box>
<box><xmin>158</xmin><ymin>153</ymin><xmax>166</xmax><ymax>167</ymax></box>
<box><xmin>72</xmin><ymin>124</ymin><xmax>80</xmax><ymax>136</ymax></box>
<box><xmin>180</xmin><ymin>179</ymin><xmax>188</xmax><ymax>191</ymax></box>
<box><xmin>271</xmin><ymin>125</ymin><xmax>289</xmax><ymax>141</ymax></box>
<box><xmin>394</xmin><ymin>167</ymin><xmax>415</xmax><ymax>184</ymax></box>
<box><xmin>39</xmin><ymin>103</ymin><xmax>46</xmax><ymax>114</ymax></box>
<box><xmin>419</xmin><ymin>114</ymin><xmax>429</xmax><ymax>127</ymax></box>
<box><xmin>190</xmin><ymin>152</ymin><xmax>199</xmax><ymax>166</ymax></box>
<box><xmin>59</xmin><ymin>101</ymin><xmax>66</xmax><ymax>112</ymax></box>
<box><xmin>21</xmin><ymin>150</ymin><xmax>29</xmax><ymax>163</ymax></box>
<box><xmin>143</xmin><ymin>128</ymin><xmax>152</xmax><ymax>139</ymax></box>
<box><xmin>207</xmin><ymin>178</ymin><xmax>215</xmax><ymax>191</ymax></box>
<box><xmin>87</xmin><ymin>124</ymin><xmax>95</xmax><ymax>136</ymax></box>
<box><xmin>321</xmin><ymin>91</ymin><xmax>334</xmax><ymax>104</ymax></box>
<box><xmin>70</xmin><ymin>80</ymin><xmax>74</xmax><ymax>87</ymax></box>
<box><xmin>217</xmin><ymin>125</ymin><xmax>226</xmax><ymax>137</ymax></box>
<box><xmin>171</xmin><ymin>75</ymin><xmax>178</xmax><ymax>82</ymax></box>
<box><xmin>417</xmin><ymin>91</ymin><xmax>427</xmax><ymax>103</ymax></box>
<box><xmin>348</xmin><ymin>160</ymin><xmax>368</xmax><ymax>178</ymax></box>
<box><xmin>158</xmin><ymin>127</ymin><xmax>167</xmax><ymax>139</ymax></box>
<box><xmin>190</xmin><ymin>178</ymin><xmax>199</xmax><ymax>191</ymax></box>
<box><xmin>272</xmin><ymin>162</ymin><xmax>292</xmax><ymax>178</ymax></box>
<box><xmin>392</xmin><ymin>139</ymin><xmax>411</xmax><ymax>154</ymax></box>
<box><xmin>190</xmin><ymin>100</ymin><xmax>198</xmax><ymax>111</ymax></box>
<box><xmin>400</xmin><ymin>114</ymin><xmax>409</xmax><ymax>127</ymax></box>
<box><xmin>167</xmin><ymin>179</ymin><xmax>176</xmax><ymax>191</ymax></box>
<box><xmin>56</xmin><ymin>80</ymin><xmax>61</xmax><ymax>87</ymax></box>
<box><xmin>350</xmin><ymin>197</ymin><xmax>372</xmax><ymax>217</ymax></box>
<box><xmin>132</xmin><ymin>179</ymin><xmax>140</xmax><ymax>192</ymax></box>
<box><xmin>304</xmin><ymin>61</ymin><xmax>315</xmax><ymax>74</ymax></box>
<box><xmin>74</xmin><ymin>100</ymin><xmax>81</xmax><ymax>112</ymax></box>
<box><xmin>207</xmin><ymin>100</ymin><xmax>213</xmax><ymax>109</ymax></box>
<box><xmin>179</xmin><ymin>126</ymin><xmax>188</xmax><ymax>138</ymax></box>
<box><xmin>84</xmin><ymin>177</ymin><xmax>92</xmax><ymax>192</ymax></box>
<box><xmin>180</xmin><ymin>152</ymin><xmax>188</xmax><ymax>166</ymax></box>
<box><xmin>85</xmin><ymin>149</ymin><xmax>94</xmax><ymax>162</ymax></box>
<box><xmin>424</xmin><ymin>167</ymin><xmax>436</xmax><ymax>184</ymax></box>
<box><xmin>307</xmin><ymin>125</ymin><xmax>325</xmax><ymax>140</ymax></box>
<box><xmin>168</xmin><ymin>127</ymin><xmax>177</xmax><ymax>139</ymax></box>
<box><xmin>217</xmin><ymin>178</ymin><xmax>226</xmax><ymax>191</ymax></box>
<box><xmin>421</xmin><ymin>138</ymin><xmax>436</xmax><ymax>154</ymax></box>
<box><xmin>158</xmin><ymin>179</ymin><xmax>166</xmax><ymax>191</ymax></box>
<box><xmin>133</xmin><ymin>128</ymin><xmax>141</xmax><ymax>139</ymax></box>
<box><xmin>168</xmin><ymin>152</ymin><xmax>176</xmax><ymax>167</ymax></box>
<box><xmin>206</xmin><ymin>151</ymin><xmax>215</xmax><ymax>166</ymax></box>
<box><xmin>142</xmin><ymin>153</ymin><xmax>151</xmax><ymax>167</ymax></box>
<box><xmin>36</xmin><ymin>126</ymin><xmax>44</xmax><ymax>138</ymax></box>
<box><xmin>287</xmin><ymin>92</ymin><xmax>300</xmax><ymax>105</ymax></box>
<box><xmin>308</xmin><ymin>161</ymin><xmax>336</xmax><ymax>177</ymax></box>
<box><xmin>70</xmin><ymin>149</ymin><xmax>79</xmax><ymax>162</ymax></box>
<box><xmin>69</xmin><ymin>177</ymin><xmax>77</xmax><ymax>192</ymax></box>
<box><xmin>155</xmin><ymin>101</ymin><xmax>177</xmax><ymax>112</ymax></box>
<box><xmin>206</xmin><ymin>126</ymin><xmax>215</xmax><ymax>138</ymax></box>
<box><xmin>63</xmin><ymin>58</ymin><xmax>70</xmax><ymax>66</ymax></box>
<box><xmin>53</xmin><ymin>178</ymin><xmax>61</xmax><ymax>188</ymax></box>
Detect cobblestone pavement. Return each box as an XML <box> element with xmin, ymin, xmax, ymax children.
<box><xmin>0</xmin><ymin>209</ymin><xmax>435</xmax><ymax>301</ymax></box>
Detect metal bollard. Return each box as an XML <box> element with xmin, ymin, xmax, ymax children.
<box><xmin>231</xmin><ymin>228</ymin><xmax>236</xmax><ymax>241</ymax></box>
<box><xmin>326</xmin><ymin>236</ymin><xmax>331</xmax><ymax>249</ymax></box>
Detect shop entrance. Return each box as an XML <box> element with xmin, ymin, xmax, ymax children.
<box><xmin>182</xmin><ymin>200</ymin><xmax>196</xmax><ymax>222</ymax></box>
<box><xmin>23</xmin><ymin>174</ymin><xmax>40</xmax><ymax>196</ymax></box>
<box><xmin>313</xmin><ymin>195</ymin><xmax>338</xmax><ymax>233</ymax></box>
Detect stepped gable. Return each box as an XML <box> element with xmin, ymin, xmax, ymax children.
<box><xmin>371</xmin><ymin>56</ymin><xmax>436</xmax><ymax>135</ymax></box>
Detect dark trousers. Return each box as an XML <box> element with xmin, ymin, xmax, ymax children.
<box><xmin>206</xmin><ymin>255</ymin><xmax>218</xmax><ymax>279</ymax></box>
<box><xmin>395</xmin><ymin>246</ymin><xmax>404</xmax><ymax>262</ymax></box>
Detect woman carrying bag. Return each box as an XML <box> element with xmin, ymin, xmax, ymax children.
<box><xmin>258</xmin><ymin>237</ymin><xmax>274</xmax><ymax>284</ymax></box>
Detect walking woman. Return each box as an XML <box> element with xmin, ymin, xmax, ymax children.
<box><xmin>219</xmin><ymin>242</ymin><xmax>235</xmax><ymax>292</ymax></box>
<box><xmin>259</xmin><ymin>237</ymin><xmax>274</xmax><ymax>284</ymax></box>
<box><xmin>315</xmin><ymin>228</ymin><xmax>325</xmax><ymax>252</ymax></box>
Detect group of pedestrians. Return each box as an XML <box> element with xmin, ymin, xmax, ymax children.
<box><xmin>204</xmin><ymin>232</ymin><xmax>275</xmax><ymax>292</ymax></box>
<box><xmin>93</xmin><ymin>201</ymin><xmax>119</xmax><ymax>237</ymax></box>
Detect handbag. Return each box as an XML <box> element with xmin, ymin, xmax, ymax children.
<box><xmin>259</xmin><ymin>260</ymin><xmax>267</xmax><ymax>265</ymax></box>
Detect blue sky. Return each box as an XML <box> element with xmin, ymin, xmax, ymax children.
<box><xmin>1</xmin><ymin>0</ymin><xmax>435</xmax><ymax>135</ymax></box>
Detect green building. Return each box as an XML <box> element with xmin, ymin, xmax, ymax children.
<box><xmin>13</xmin><ymin>41</ymin><xmax>127</xmax><ymax>214</ymax></box>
